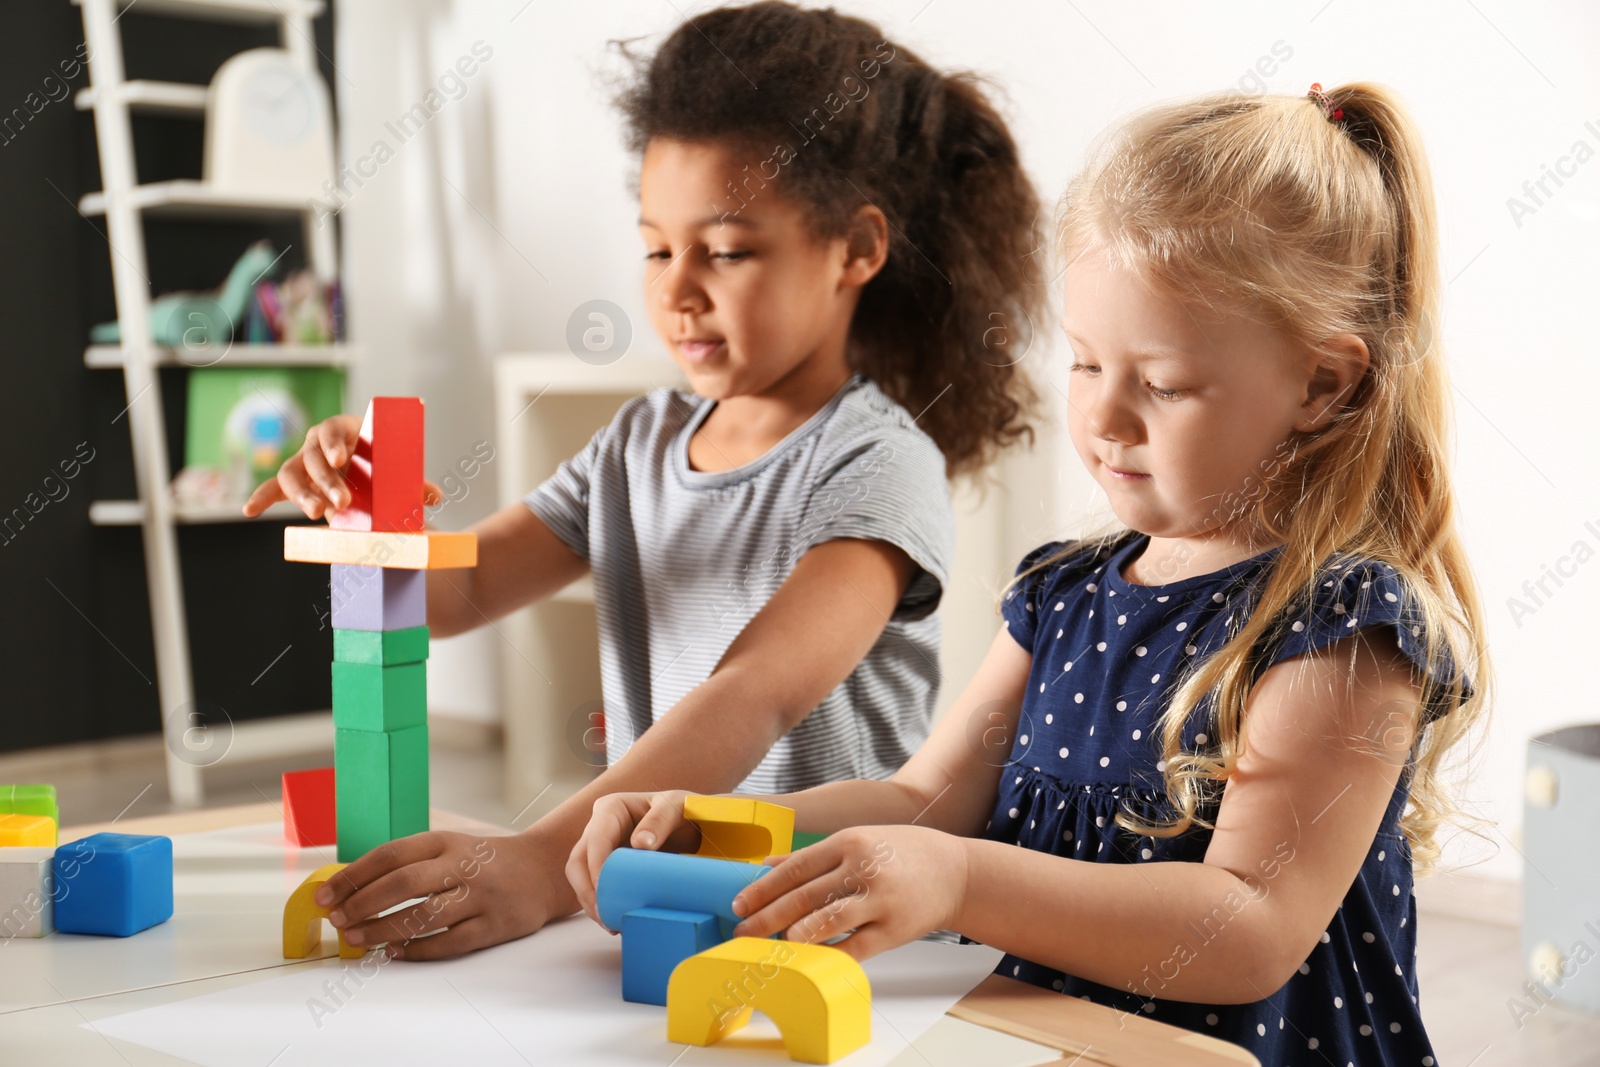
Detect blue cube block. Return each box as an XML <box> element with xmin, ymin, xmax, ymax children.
<box><xmin>621</xmin><ymin>907</ymin><xmax>722</xmax><ymax>1006</ymax></box>
<box><xmin>52</xmin><ymin>833</ymin><xmax>173</xmax><ymax>937</ymax></box>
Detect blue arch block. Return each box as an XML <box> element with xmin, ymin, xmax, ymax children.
<box><xmin>596</xmin><ymin>848</ymin><xmax>770</xmax><ymax>939</ymax></box>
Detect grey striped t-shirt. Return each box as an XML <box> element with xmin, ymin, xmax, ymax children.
<box><xmin>524</xmin><ymin>373</ymin><xmax>955</xmax><ymax>793</ymax></box>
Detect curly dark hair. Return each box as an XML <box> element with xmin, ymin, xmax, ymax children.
<box><xmin>613</xmin><ymin>1</ymin><xmax>1044</xmax><ymax>478</ymax></box>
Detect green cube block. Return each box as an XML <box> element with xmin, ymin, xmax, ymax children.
<box><xmin>334</xmin><ymin>626</ymin><xmax>430</xmax><ymax>666</ymax></box>
<box><xmin>0</xmin><ymin>784</ymin><xmax>58</xmax><ymax>824</ymax></box>
<box><xmin>335</xmin><ymin>725</ymin><xmax>430</xmax><ymax>862</ymax></box>
<box><xmin>331</xmin><ymin>661</ymin><xmax>427</xmax><ymax>732</ymax></box>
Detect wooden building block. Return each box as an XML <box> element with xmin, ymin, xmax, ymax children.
<box><xmin>595</xmin><ymin>848</ymin><xmax>769</xmax><ymax>941</ymax></box>
<box><xmin>333</xmin><ymin>625</ymin><xmax>429</xmax><ymax>666</ymax></box>
<box><xmin>283</xmin><ymin>862</ymin><xmax>364</xmax><ymax>959</ymax></box>
<box><xmin>0</xmin><ymin>784</ymin><xmax>59</xmax><ymax>826</ymax></box>
<box><xmin>52</xmin><ymin>833</ymin><xmax>173</xmax><ymax>937</ymax></box>
<box><xmin>335</xmin><ymin>725</ymin><xmax>429</xmax><ymax>863</ymax></box>
<box><xmin>683</xmin><ymin>795</ymin><xmax>795</xmax><ymax>863</ymax></box>
<box><xmin>282</xmin><ymin>767</ymin><xmax>336</xmax><ymax>848</ymax></box>
<box><xmin>328</xmin><ymin>397</ymin><xmax>425</xmax><ymax>534</ymax></box>
<box><xmin>331</xmin><ymin>661</ymin><xmax>427</xmax><ymax>733</ymax></box>
<box><xmin>621</xmin><ymin>907</ymin><xmax>721</xmax><ymax>1006</ymax></box>
<box><xmin>285</xmin><ymin>526</ymin><xmax>476</xmax><ymax>570</ymax></box>
<box><xmin>330</xmin><ymin>565</ymin><xmax>426</xmax><ymax>632</ymax></box>
<box><xmin>667</xmin><ymin>937</ymin><xmax>871</xmax><ymax>1064</ymax></box>
<box><xmin>0</xmin><ymin>847</ymin><xmax>56</xmax><ymax>938</ymax></box>
<box><xmin>0</xmin><ymin>814</ymin><xmax>56</xmax><ymax>848</ymax></box>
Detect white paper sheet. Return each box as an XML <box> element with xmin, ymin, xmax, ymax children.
<box><xmin>88</xmin><ymin>916</ymin><xmax>1006</xmax><ymax>1066</ymax></box>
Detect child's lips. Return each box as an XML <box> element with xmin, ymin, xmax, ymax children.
<box><xmin>1103</xmin><ymin>460</ymin><xmax>1150</xmax><ymax>480</ymax></box>
<box><xmin>677</xmin><ymin>339</ymin><xmax>725</xmax><ymax>364</ymax></box>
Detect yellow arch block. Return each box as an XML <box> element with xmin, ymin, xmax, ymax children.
<box><xmin>666</xmin><ymin>937</ymin><xmax>870</xmax><ymax>1064</ymax></box>
<box><xmin>683</xmin><ymin>795</ymin><xmax>794</xmax><ymax>864</ymax></box>
<box><xmin>283</xmin><ymin>863</ymin><xmax>365</xmax><ymax>960</ymax></box>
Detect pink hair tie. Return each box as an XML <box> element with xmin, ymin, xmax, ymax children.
<box><xmin>1307</xmin><ymin>82</ymin><xmax>1345</xmax><ymax>122</ymax></box>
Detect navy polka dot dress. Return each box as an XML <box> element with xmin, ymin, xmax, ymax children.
<box><xmin>978</xmin><ymin>531</ymin><xmax>1472</xmax><ymax>1067</ymax></box>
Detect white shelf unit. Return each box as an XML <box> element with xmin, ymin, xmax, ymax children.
<box><xmin>493</xmin><ymin>353</ymin><xmax>683</xmax><ymax>811</ymax></box>
<box><xmin>84</xmin><ymin>342</ymin><xmax>355</xmax><ymax>369</ymax></box>
<box><xmin>75</xmin><ymin>80</ymin><xmax>209</xmax><ymax>117</ymax></box>
<box><xmin>78</xmin><ymin>179</ymin><xmax>321</xmax><ymax>220</ymax></box>
<box><xmin>87</xmin><ymin>498</ymin><xmax>307</xmax><ymax>526</ymax></box>
<box><xmin>74</xmin><ymin>0</ymin><xmax>341</xmax><ymax>805</ymax></box>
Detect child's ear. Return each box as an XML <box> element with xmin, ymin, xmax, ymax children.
<box><xmin>1297</xmin><ymin>333</ymin><xmax>1370</xmax><ymax>432</ymax></box>
<box><xmin>840</xmin><ymin>205</ymin><xmax>890</xmax><ymax>287</ymax></box>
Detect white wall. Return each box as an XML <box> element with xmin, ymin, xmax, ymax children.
<box><xmin>334</xmin><ymin>0</ymin><xmax>1600</xmax><ymax>882</ymax></box>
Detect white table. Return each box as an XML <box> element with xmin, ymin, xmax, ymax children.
<box><xmin>0</xmin><ymin>805</ymin><xmax>1257</xmax><ymax>1067</ymax></box>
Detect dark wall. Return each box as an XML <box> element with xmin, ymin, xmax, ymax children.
<box><xmin>0</xmin><ymin>4</ymin><xmax>342</xmax><ymax>752</ymax></box>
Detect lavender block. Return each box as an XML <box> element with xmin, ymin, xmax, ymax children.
<box><xmin>330</xmin><ymin>564</ymin><xmax>426</xmax><ymax>631</ymax></box>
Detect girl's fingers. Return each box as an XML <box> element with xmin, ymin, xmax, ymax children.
<box><xmin>275</xmin><ymin>458</ymin><xmax>325</xmax><ymax>518</ymax></box>
<box><xmin>732</xmin><ymin>841</ymin><xmax>839</xmax><ymax>919</ymax></box>
<box><xmin>563</xmin><ymin>843</ymin><xmax>599</xmax><ymax>924</ymax></box>
<box><xmin>784</xmin><ymin>888</ymin><xmax>869</xmax><ymax>945</ymax></box>
<box><xmin>345</xmin><ymin>888</ymin><xmax>476</xmax><ymax>957</ymax></box>
<box><xmin>242</xmin><ymin>475</ymin><xmax>287</xmax><ymax>516</ymax></box>
<box><xmin>820</xmin><ymin>919</ymin><xmax>894</xmax><ymax>963</ymax></box>
<box><xmin>630</xmin><ymin>792</ymin><xmax>685</xmax><ymax>850</ymax></box>
<box><xmin>316</xmin><ymin>416</ymin><xmax>357</xmax><ymax>469</ymax></box>
<box><xmin>581</xmin><ymin>797</ymin><xmax>654</xmax><ymax>926</ymax></box>
<box><xmin>318</xmin><ymin>833</ymin><xmax>445</xmax><ymax>910</ymax></box>
<box><xmin>423</xmin><ymin>480</ymin><xmax>445</xmax><ymax>507</ymax></box>
<box><xmin>567</xmin><ymin>806</ymin><xmax>629</xmax><ymax>926</ymax></box>
<box><xmin>388</xmin><ymin>913</ymin><xmax>491</xmax><ymax>962</ymax></box>
<box><xmin>302</xmin><ymin>429</ymin><xmax>348</xmax><ymax>508</ymax></box>
<box><xmin>734</xmin><ymin>863</ymin><xmax>855</xmax><ymax>940</ymax></box>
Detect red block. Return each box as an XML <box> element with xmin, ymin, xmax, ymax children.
<box><xmin>282</xmin><ymin>767</ymin><xmax>337</xmax><ymax>848</ymax></box>
<box><xmin>329</xmin><ymin>397</ymin><xmax>425</xmax><ymax>533</ymax></box>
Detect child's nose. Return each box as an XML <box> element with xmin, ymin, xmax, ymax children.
<box><xmin>654</xmin><ymin>253</ymin><xmax>708</xmax><ymax>314</ymax></box>
<box><xmin>1086</xmin><ymin>387</ymin><xmax>1142</xmax><ymax>445</ymax></box>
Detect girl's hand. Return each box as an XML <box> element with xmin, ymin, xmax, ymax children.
<box><xmin>728</xmin><ymin>825</ymin><xmax>968</xmax><ymax>962</ymax></box>
<box><xmin>241</xmin><ymin>413</ymin><xmax>443</xmax><ymax>519</ymax></box>
<box><xmin>317</xmin><ymin>829</ymin><xmax>569</xmax><ymax>960</ymax></box>
<box><xmin>565</xmin><ymin>790</ymin><xmax>703</xmax><ymax>929</ymax></box>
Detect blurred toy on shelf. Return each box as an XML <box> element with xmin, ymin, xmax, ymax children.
<box><xmin>90</xmin><ymin>240</ymin><xmax>344</xmax><ymax>350</ymax></box>
<box><xmin>173</xmin><ymin>365</ymin><xmax>345</xmax><ymax>509</ymax></box>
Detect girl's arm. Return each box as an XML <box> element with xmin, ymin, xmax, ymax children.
<box><xmin>779</xmin><ymin>626</ymin><xmax>1034</xmax><ymax>836</ymax></box>
<box><xmin>953</xmin><ymin>630</ymin><xmax>1422</xmax><ymax>1003</ymax></box>
<box><xmin>324</xmin><ymin>534</ymin><xmax>919</xmax><ymax>956</ymax></box>
<box><xmin>731</xmin><ymin>629</ymin><xmax>1424</xmax><ymax>1006</ymax></box>
<box><xmin>425</xmin><ymin>504</ymin><xmax>588</xmax><ymax>638</ymax></box>
<box><xmin>566</xmin><ymin>625</ymin><xmax>1033</xmax><ymax>921</ymax></box>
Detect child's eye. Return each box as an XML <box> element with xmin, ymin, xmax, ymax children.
<box><xmin>1148</xmin><ymin>383</ymin><xmax>1187</xmax><ymax>401</ymax></box>
<box><xmin>644</xmin><ymin>250</ymin><xmax>672</xmax><ymax>261</ymax></box>
<box><xmin>710</xmin><ymin>250</ymin><xmax>752</xmax><ymax>262</ymax></box>
<box><xmin>1068</xmin><ymin>361</ymin><xmax>1098</xmax><ymax>376</ymax></box>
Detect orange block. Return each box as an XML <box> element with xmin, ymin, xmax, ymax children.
<box><xmin>284</xmin><ymin>527</ymin><xmax>477</xmax><ymax>570</ymax></box>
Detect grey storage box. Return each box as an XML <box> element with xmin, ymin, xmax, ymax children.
<box><xmin>1523</xmin><ymin>725</ymin><xmax>1600</xmax><ymax>1015</ymax></box>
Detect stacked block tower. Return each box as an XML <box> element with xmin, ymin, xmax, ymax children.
<box><xmin>282</xmin><ymin>397</ymin><xmax>477</xmax><ymax>862</ymax></box>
